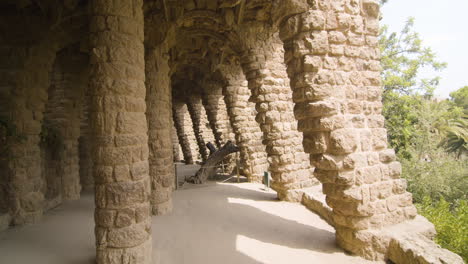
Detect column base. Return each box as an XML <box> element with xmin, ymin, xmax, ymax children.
<box><xmin>152</xmin><ymin>199</ymin><xmax>173</xmax><ymax>216</ymax></box>
<box><xmin>97</xmin><ymin>237</ymin><xmax>152</xmax><ymax>264</ymax></box>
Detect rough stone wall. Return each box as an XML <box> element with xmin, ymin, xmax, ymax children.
<box><xmin>187</xmin><ymin>95</ymin><xmax>209</xmax><ymax>161</ymax></box>
<box><xmin>238</xmin><ymin>24</ymin><xmax>317</xmax><ymax>200</ymax></box>
<box><xmin>219</xmin><ymin>65</ymin><xmax>269</xmax><ymax>182</ymax></box>
<box><xmin>89</xmin><ymin>0</ymin><xmax>152</xmax><ymax>262</ymax></box>
<box><xmin>201</xmin><ymin>81</ymin><xmax>236</xmax><ymax>148</ymax></box>
<box><xmin>146</xmin><ymin>47</ymin><xmax>174</xmax><ymax>215</ymax></box>
<box><xmin>279</xmin><ymin>0</ymin><xmax>417</xmax><ymax>259</ymax></box>
<box><xmin>41</xmin><ymin>45</ymin><xmax>88</xmax><ymax>210</ymax></box>
<box><xmin>0</xmin><ymin>2</ymin><xmax>87</xmax><ymax>226</ymax></box>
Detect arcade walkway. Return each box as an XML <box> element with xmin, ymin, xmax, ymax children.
<box><xmin>0</xmin><ymin>167</ymin><xmax>379</xmax><ymax>264</ymax></box>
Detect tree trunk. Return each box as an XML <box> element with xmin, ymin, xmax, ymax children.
<box><xmin>187</xmin><ymin>141</ymin><xmax>239</xmax><ymax>184</ymax></box>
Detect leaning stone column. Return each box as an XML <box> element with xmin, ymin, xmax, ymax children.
<box><xmin>172</xmin><ymin>101</ymin><xmax>195</xmax><ymax>164</ymax></box>
<box><xmin>89</xmin><ymin>0</ymin><xmax>152</xmax><ymax>262</ymax></box>
<box><xmin>199</xmin><ymin>104</ymin><xmax>216</xmax><ymax>147</ymax></box>
<box><xmin>239</xmin><ymin>25</ymin><xmax>317</xmax><ymax>201</ymax></box>
<box><xmin>201</xmin><ymin>81</ymin><xmax>235</xmax><ymax>148</ymax></box>
<box><xmin>146</xmin><ymin>47</ymin><xmax>174</xmax><ymax>215</ymax></box>
<box><xmin>187</xmin><ymin>94</ymin><xmax>209</xmax><ymax>162</ymax></box>
<box><xmin>278</xmin><ymin>0</ymin><xmax>418</xmax><ymax>260</ymax></box>
<box><xmin>219</xmin><ymin>64</ymin><xmax>269</xmax><ymax>182</ymax></box>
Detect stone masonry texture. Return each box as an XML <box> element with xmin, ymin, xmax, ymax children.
<box><xmin>146</xmin><ymin>47</ymin><xmax>174</xmax><ymax>215</ymax></box>
<box><xmin>0</xmin><ymin>0</ymin><xmax>463</xmax><ymax>263</ymax></box>
<box><xmin>89</xmin><ymin>0</ymin><xmax>152</xmax><ymax>263</ymax></box>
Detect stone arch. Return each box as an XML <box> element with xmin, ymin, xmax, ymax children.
<box><xmin>217</xmin><ymin>63</ymin><xmax>269</xmax><ymax>182</ymax></box>
<box><xmin>41</xmin><ymin>43</ymin><xmax>89</xmax><ymax>210</ymax></box>
<box><xmin>235</xmin><ymin>21</ymin><xmax>318</xmax><ymax>201</ymax></box>
<box><xmin>1</xmin><ymin>9</ymin><xmax>88</xmax><ymax>225</ymax></box>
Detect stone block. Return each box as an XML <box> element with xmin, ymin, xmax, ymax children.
<box><xmin>329</xmin><ymin>128</ymin><xmax>359</xmax><ymax>154</ymax></box>
<box><xmin>303</xmin><ymin>55</ymin><xmax>322</xmax><ymax>72</ymax></box>
<box><xmin>107</xmin><ymin>221</ymin><xmax>150</xmax><ymax>248</ymax></box>
<box><xmin>305</xmin><ymin>31</ymin><xmax>329</xmax><ymax>55</ymax></box>
<box><xmin>388</xmin><ymin>234</ymin><xmax>464</xmax><ymax>264</ymax></box>
<box><xmin>303</xmin><ymin>131</ymin><xmax>329</xmax><ymax>154</ymax></box>
<box><xmin>301</xmin><ymin>10</ymin><xmax>326</xmax><ymax>30</ymax></box>
<box><xmin>356</xmin><ymin>165</ymin><xmax>382</xmax><ymax>185</ymax></box>
<box><xmin>343</xmin><ymin>152</ymin><xmax>367</xmax><ymax>169</ymax></box>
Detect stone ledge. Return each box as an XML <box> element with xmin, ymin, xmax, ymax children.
<box><xmin>289</xmin><ymin>186</ymin><xmax>463</xmax><ymax>263</ymax></box>
<box><xmin>300</xmin><ymin>185</ymin><xmax>334</xmax><ymax>227</ymax></box>
<box><xmin>355</xmin><ymin>215</ymin><xmax>464</xmax><ymax>263</ymax></box>
<box><xmin>388</xmin><ymin>233</ymin><xmax>464</xmax><ymax>264</ymax></box>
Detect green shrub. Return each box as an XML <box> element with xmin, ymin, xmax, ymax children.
<box><xmin>401</xmin><ymin>153</ymin><xmax>468</xmax><ymax>204</ymax></box>
<box><xmin>417</xmin><ymin>197</ymin><xmax>468</xmax><ymax>261</ymax></box>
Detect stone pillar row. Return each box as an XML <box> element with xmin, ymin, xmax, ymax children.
<box><xmin>89</xmin><ymin>0</ymin><xmax>152</xmax><ymax>262</ymax></box>
<box><xmin>279</xmin><ymin>0</ymin><xmax>416</xmax><ymax>259</ymax></box>
<box><xmin>239</xmin><ymin>25</ymin><xmax>317</xmax><ymax>201</ymax></box>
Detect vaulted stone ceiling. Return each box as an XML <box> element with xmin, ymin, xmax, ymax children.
<box><xmin>144</xmin><ymin>0</ymin><xmax>307</xmax><ymax>96</ymax></box>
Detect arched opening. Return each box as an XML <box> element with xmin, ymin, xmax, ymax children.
<box><xmin>40</xmin><ymin>43</ymin><xmax>89</xmax><ymax>210</ymax></box>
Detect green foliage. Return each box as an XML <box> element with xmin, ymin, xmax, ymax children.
<box><xmin>380</xmin><ymin>18</ymin><xmax>446</xmax><ymax>96</ymax></box>
<box><xmin>380</xmin><ymin>18</ymin><xmax>448</xmax><ymax>158</ymax></box>
<box><xmin>401</xmin><ymin>152</ymin><xmax>467</xmax><ymax>204</ymax></box>
<box><xmin>439</xmin><ymin>116</ymin><xmax>468</xmax><ymax>157</ymax></box>
<box><xmin>450</xmin><ymin>86</ymin><xmax>468</xmax><ymax>111</ymax></box>
<box><xmin>382</xmin><ymin>92</ymin><xmax>419</xmax><ymax>158</ymax></box>
<box><xmin>380</xmin><ymin>17</ymin><xmax>468</xmax><ymax>260</ymax></box>
<box><xmin>417</xmin><ymin>197</ymin><xmax>468</xmax><ymax>261</ymax></box>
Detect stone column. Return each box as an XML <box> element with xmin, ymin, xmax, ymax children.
<box><xmin>146</xmin><ymin>47</ymin><xmax>174</xmax><ymax>215</ymax></box>
<box><xmin>187</xmin><ymin>94</ymin><xmax>209</xmax><ymax>162</ymax></box>
<box><xmin>172</xmin><ymin>101</ymin><xmax>194</xmax><ymax>164</ymax></box>
<box><xmin>202</xmin><ymin>81</ymin><xmax>235</xmax><ymax>148</ymax></box>
<box><xmin>171</xmin><ymin>120</ymin><xmax>182</xmax><ymax>162</ymax></box>
<box><xmin>199</xmin><ymin>103</ymin><xmax>216</xmax><ymax>147</ymax></box>
<box><xmin>239</xmin><ymin>25</ymin><xmax>317</xmax><ymax>201</ymax></box>
<box><xmin>279</xmin><ymin>0</ymin><xmax>417</xmax><ymax>259</ymax></box>
<box><xmin>219</xmin><ymin>65</ymin><xmax>269</xmax><ymax>182</ymax></box>
<box><xmin>89</xmin><ymin>0</ymin><xmax>152</xmax><ymax>263</ymax></box>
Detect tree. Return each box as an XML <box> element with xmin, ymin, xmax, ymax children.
<box><xmin>380</xmin><ymin>18</ymin><xmax>447</xmax><ymax>96</ymax></box>
<box><xmin>450</xmin><ymin>86</ymin><xmax>468</xmax><ymax>111</ymax></box>
<box><xmin>379</xmin><ymin>18</ymin><xmax>446</xmax><ymax>156</ymax></box>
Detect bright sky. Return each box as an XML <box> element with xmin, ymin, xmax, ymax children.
<box><xmin>381</xmin><ymin>0</ymin><xmax>468</xmax><ymax>98</ymax></box>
